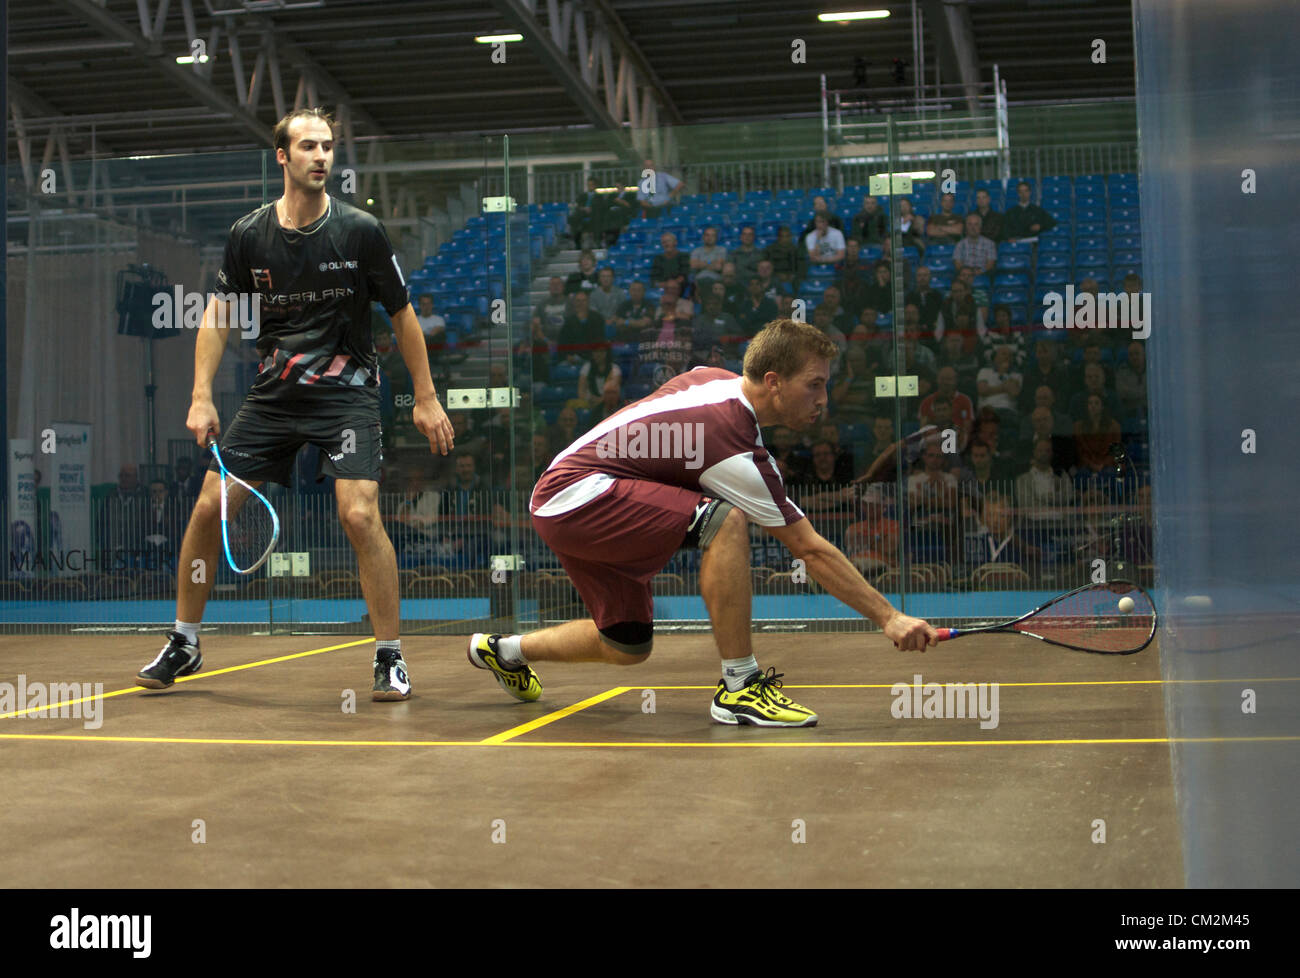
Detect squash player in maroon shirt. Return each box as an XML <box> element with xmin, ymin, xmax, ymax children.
<box><xmin>469</xmin><ymin>319</ymin><xmax>937</xmax><ymax>726</ymax></box>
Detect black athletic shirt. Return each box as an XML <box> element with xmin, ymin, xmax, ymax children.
<box><xmin>216</xmin><ymin>195</ymin><xmax>410</xmax><ymax>403</ymax></box>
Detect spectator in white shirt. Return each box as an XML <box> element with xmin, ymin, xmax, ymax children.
<box><xmin>977</xmin><ymin>346</ymin><xmax>1023</xmax><ymax>424</ymax></box>
<box><xmin>804</xmin><ymin>214</ymin><xmax>846</xmax><ymax>266</ymax></box>
<box><xmin>415</xmin><ymin>293</ymin><xmax>446</xmax><ymax>344</ymax></box>
<box><xmin>1016</xmin><ymin>437</ymin><xmax>1075</xmax><ymax>508</ymax></box>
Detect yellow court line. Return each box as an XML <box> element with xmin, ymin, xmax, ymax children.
<box><xmin>0</xmin><ymin>733</ymin><xmax>479</xmax><ymax>747</ymax></box>
<box><xmin>479</xmin><ymin>687</ymin><xmax>633</xmax><ymax>744</ymax></box>
<box><xmin>643</xmin><ymin>677</ymin><xmax>1300</xmax><ymax>690</ymax></box>
<box><xmin>511</xmin><ymin>735</ymin><xmax>1300</xmax><ymax>748</ymax></box>
<box><xmin>1</xmin><ymin>733</ymin><xmax>1296</xmax><ymax>749</ymax></box>
<box><xmin>0</xmin><ymin>637</ymin><xmax>374</xmax><ymax>720</ymax></box>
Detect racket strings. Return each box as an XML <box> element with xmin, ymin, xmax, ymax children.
<box><xmin>228</xmin><ymin>498</ymin><xmax>275</xmax><ymax>570</ymax></box>
<box><xmin>1014</xmin><ymin>583</ymin><xmax>1155</xmax><ymax>652</ymax></box>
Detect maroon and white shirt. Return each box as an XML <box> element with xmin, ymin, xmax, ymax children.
<box><xmin>530</xmin><ymin>367</ymin><xmax>805</xmax><ymax>527</ymax></box>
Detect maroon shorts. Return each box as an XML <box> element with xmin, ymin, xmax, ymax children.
<box><xmin>531</xmin><ymin>478</ymin><xmax>705</xmax><ymax>629</ymax></box>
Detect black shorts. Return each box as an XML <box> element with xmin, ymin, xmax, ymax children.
<box><xmin>209</xmin><ymin>395</ymin><xmax>383</xmax><ymax>487</ymax></box>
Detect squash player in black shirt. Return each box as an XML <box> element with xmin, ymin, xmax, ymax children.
<box><xmin>136</xmin><ymin>109</ymin><xmax>454</xmax><ymax>701</ymax></box>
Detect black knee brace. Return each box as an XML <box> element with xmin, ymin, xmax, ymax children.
<box><xmin>597</xmin><ymin>621</ymin><xmax>654</xmax><ymax>656</ymax></box>
<box><xmin>681</xmin><ymin>497</ymin><xmax>734</xmax><ymax>551</ymax></box>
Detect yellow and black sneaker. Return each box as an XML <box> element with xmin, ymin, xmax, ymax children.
<box><xmin>467</xmin><ymin>633</ymin><xmax>543</xmax><ymax>702</ymax></box>
<box><xmin>711</xmin><ymin>667</ymin><xmax>818</xmax><ymax>727</ymax></box>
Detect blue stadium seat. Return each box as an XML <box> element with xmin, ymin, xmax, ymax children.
<box><xmin>1075</xmin><ymin>235</ymin><xmax>1108</xmax><ymax>251</ymax></box>
<box><xmin>1036</xmin><ymin>269</ymin><xmax>1069</xmax><ymax>286</ymax></box>
<box><xmin>996</xmin><ymin>254</ymin><xmax>1031</xmax><ymax>271</ymax></box>
<box><xmin>1113</xmin><ymin>250</ymin><xmax>1142</xmax><ymax>266</ymax></box>
<box><xmin>1076</xmin><ymin>251</ymin><xmax>1109</xmax><ymax>267</ymax></box>
<box><xmin>1111</xmin><ymin>235</ymin><xmax>1142</xmax><ymax>250</ymax></box>
<box><xmin>994</xmin><ymin>272</ymin><xmax>1030</xmax><ymax>287</ymax></box>
<box><xmin>1111</xmin><ymin>207</ymin><xmax>1141</xmax><ymax>222</ymax></box>
<box><xmin>1039</xmin><ymin>238</ymin><xmax>1072</xmax><ymax>255</ymax></box>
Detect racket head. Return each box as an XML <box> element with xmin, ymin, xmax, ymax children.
<box><xmin>1013</xmin><ymin>580</ymin><xmax>1156</xmax><ymax>653</ymax></box>
<box><xmin>208</xmin><ymin>438</ymin><xmax>281</xmax><ymax>575</ymax></box>
<box><xmin>935</xmin><ymin>581</ymin><xmax>1157</xmax><ymax>654</ymax></box>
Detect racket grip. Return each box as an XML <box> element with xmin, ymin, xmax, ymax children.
<box><xmin>935</xmin><ymin>628</ymin><xmax>957</xmax><ymax>641</ymax></box>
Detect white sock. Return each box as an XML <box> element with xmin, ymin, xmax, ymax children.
<box><xmin>174</xmin><ymin>620</ymin><xmax>200</xmax><ymax>645</ymax></box>
<box><xmin>496</xmin><ymin>634</ymin><xmax>526</xmax><ymax>667</ymax></box>
<box><xmin>721</xmin><ymin>655</ymin><xmax>759</xmax><ymax>692</ymax></box>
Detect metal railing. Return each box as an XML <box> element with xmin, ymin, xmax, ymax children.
<box><xmin>2</xmin><ymin>475</ymin><xmax>1153</xmax><ymax>634</ymax></box>
<box><xmin>512</xmin><ymin>141</ymin><xmax>1138</xmax><ymax>211</ymax></box>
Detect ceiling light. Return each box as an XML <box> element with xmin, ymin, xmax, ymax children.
<box><xmin>818</xmin><ymin>10</ymin><xmax>890</xmax><ymax>23</ymax></box>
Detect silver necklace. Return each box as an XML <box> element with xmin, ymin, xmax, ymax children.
<box><xmin>279</xmin><ymin>195</ymin><xmax>331</xmax><ymax>235</ymax></box>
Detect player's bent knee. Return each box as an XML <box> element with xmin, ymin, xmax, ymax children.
<box><xmin>597</xmin><ymin>621</ymin><xmax>653</xmax><ymax>659</ymax></box>
<box><xmin>683</xmin><ymin>498</ymin><xmax>740</xmax><ymax>551</ymax></box>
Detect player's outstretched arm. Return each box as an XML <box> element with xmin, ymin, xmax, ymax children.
<box><xmin>188</xmin><ymin>296</ymin><xmax>235</xmax><ymax>444</ymax></box>
<box><xmin>765</xmin><ymin>517</ymin><xmax>937</xmax><ymax>651</ymax></box>
<box><xmin>390</xmin><ymin>304</ymin><xmax>454</xmax><ymax>455</ymax></box>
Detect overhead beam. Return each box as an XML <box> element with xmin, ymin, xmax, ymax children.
<box><xmin>8</xmin><ymin>74</ymin><xmax>121</xmax><ymax>160</ymax></box>
<box><xmin>921</xmin><ymin>0</ymin><xmax>983</xmax><ymax>106</ymax></box>
<box><xmin>256</xmin><ymin>22</ymin><xmax>386</xmax><ymax>135</ymax></box>
<box><xmin>51</xmin><ymin>0</ymin><xmax>273</xmax><ymax>146</ymax></box>
<box><xmin>488</xmin><ymin>0</ymin><xmax>622</xmax><ymax>131</ymax></box>
<box><xmin>586</xmin><ymin>0</ymin><xmax>683</xmax><ymax>127</ymax></box>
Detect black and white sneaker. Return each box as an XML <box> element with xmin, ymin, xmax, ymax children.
<box><xmin>373</xmin><ymin>648</ymin><xmax>412</xmax><ymax>701</ymax></box>
<box><xmin>136</xmin><ymin>631</ymin><xmax>203</xmax><ymax>690</ymax></box>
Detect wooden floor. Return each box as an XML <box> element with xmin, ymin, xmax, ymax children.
<box><xmin>0</xmin><ymin>631</ymin><xmax>1182</xmax><ymax>887</ymax></box>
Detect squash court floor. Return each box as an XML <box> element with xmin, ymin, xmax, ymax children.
<box><xmin>0</xmin><ymin>631</ymin><xmax>1182</xmax><ymax>887</ymax></box>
